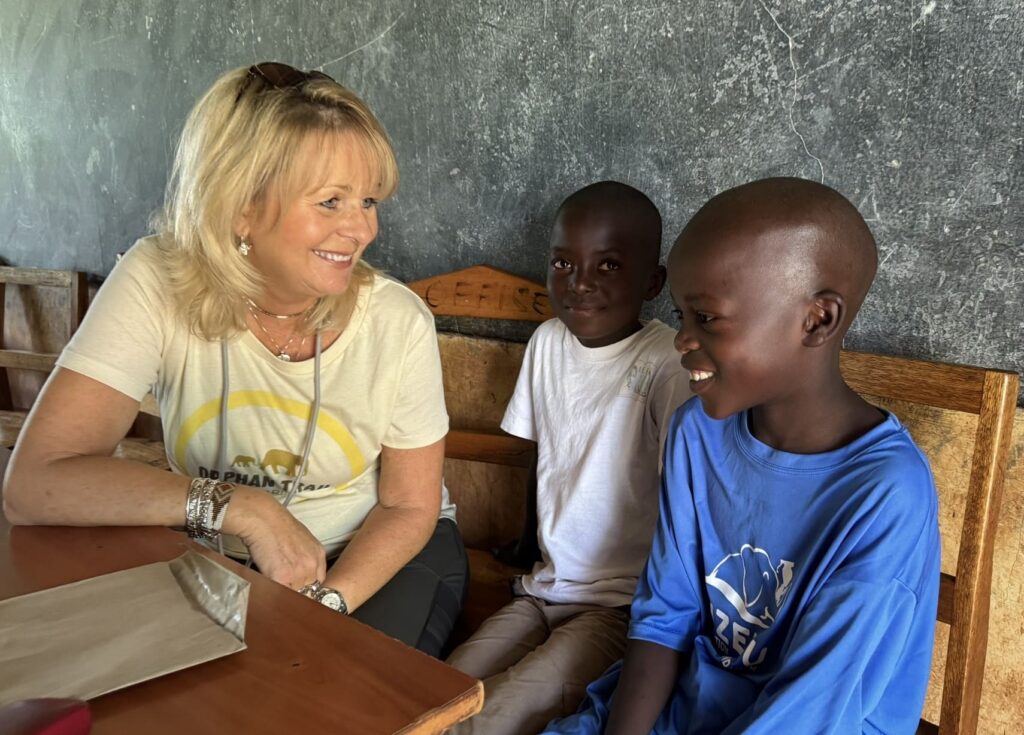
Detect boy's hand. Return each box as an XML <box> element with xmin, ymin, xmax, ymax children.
<box><xmin>491</xmin><ymin>452</ymin><xmax>540</xmax><ymax>569</ymax></box>
<box><xmin>491</xmin><ymin>537</ymin><xmax>539</xmax><ymax>569</ymax></box>
<box><xmin>606</xmin><ymin>640</ymin><xmax>681</xmax><ymax>735</ymax></box>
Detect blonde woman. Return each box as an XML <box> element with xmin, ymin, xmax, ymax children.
<box><xmin>2</xmin><ymin>63</ymin><xmax>467</xmax><ymax>656</ymax></box>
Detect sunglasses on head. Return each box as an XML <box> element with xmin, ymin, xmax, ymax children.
<box><xmin>235</xmin><ymin>61</ymin><xmax>335</xmax><ymax>103</ymax></box>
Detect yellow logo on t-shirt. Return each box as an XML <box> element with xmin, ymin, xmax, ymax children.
<box><xmin>173</xmin><ymin>390</ymin><xmax>366</xmax><ymax>484</ymax></box>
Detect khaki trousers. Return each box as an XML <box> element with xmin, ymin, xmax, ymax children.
<box><xmin>446</xmin><ymin>587</ymin><xmax>628</xmax><ymax>735</ymax></box>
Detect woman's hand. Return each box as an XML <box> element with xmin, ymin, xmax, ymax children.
<box><xmin>225</xmin><ymin>488</ymin><xmax>326</xmax><ymax>590</ymax></box>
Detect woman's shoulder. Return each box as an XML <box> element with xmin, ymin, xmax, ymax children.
<box><xmin>113</xmin><ymin>235</ymin><xmax>172</xmax><ymax>281</ymax></box>
<box><xmin>98</xmin><ymin>235</ymin><xmax>177</xmax><ymax>305</ymax></box>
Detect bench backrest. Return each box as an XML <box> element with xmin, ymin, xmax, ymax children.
<box><xmin>411</xmin><ymin>265</ymin><xmax>1019</xmax><ymax>735</ymax></box>
<box><xmin>409</xmin><ymin>265</ymin><xmax>548</xmax><ymax>467</ymax></box>
<box><xmin>408</xmin><ymin>267</ymin><xmax>546</xmax><ymax>547</ymax></box>
<box><xmin>0</xmin><ymin>268</ymin><xmax>87</xmax><ymax>423</ymax></box>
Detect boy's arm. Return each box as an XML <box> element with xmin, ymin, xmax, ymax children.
<box><xmin>495</xmin><ymin>325</ymin><xmax>545</xmax><ymax>569</ymax></box>
<box><xmin>605</xmin><ymin>640</ymin><xmax>681</xmax><ymax>735</ymax></box>
<box><xmin>493</xmin><ymin>451</ymin><xmax>541</xmax><ymax>568</ymax></box>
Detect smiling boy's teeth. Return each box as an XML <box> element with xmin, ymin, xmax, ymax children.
<box><xmin>689</xmin><ymin>369</ymin><xmax>714</xmax><ymax>382</ymax></box>
<box><xmin>315</xmin><ymin>250</ymin><xmax>352</xmax><ymax>262</ymax></box>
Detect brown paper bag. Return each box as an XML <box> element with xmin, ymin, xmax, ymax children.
<box><xmin>0</xmin><ymin>550</ymin><xmax>249</xmax><ymax>705</ymax></box>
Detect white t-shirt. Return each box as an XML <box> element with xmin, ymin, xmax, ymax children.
<box><xmin>501</xmin><ymin>318</ymin><xmax>691</xmax><ymax>607</ymax></box>
<box><xmin>58</xmin><ymin>237</ymin><xmax>453</xmax><ymax>557</ymax></box>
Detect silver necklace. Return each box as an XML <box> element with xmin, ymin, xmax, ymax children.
<box><xmin>246</xmin><ymin>302</ymin><xmax>306</xmax><ymax>361</ymax></box>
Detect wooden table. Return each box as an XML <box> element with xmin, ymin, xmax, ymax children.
<box><xmin>0</xmin><ymin>517</ymin><xmax>483</xmax><ymax>733</ymax></box>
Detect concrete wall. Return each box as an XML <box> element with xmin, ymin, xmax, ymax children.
<box><xmin>1</xmin><ymin>0</ymin><xmax>1020</xmax><ymax>400</ymax></box>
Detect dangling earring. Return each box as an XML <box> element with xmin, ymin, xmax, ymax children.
<box><xmin>238</xmin><ymin>238</ymin><xmax>252</xmax><ymax>256</ymax></box>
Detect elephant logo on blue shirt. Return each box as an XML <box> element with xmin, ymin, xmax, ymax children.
<box><xmin>705</xmin><ymin>544</ymin><xmax>795</xmax><ymax>668</ymax></box>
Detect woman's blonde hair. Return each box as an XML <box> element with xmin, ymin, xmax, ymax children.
<box><xmin>153</xmin><ymin>64</ymin><xmax>399</xmax><ymax>340</ymax></box>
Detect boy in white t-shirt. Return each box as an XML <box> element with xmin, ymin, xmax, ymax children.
<box><xmin>447</xmin><ymin>181</ymin><xmax>691</xmax><ymax>734</ymax></box>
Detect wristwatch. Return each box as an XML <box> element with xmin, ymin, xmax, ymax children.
<box><xmin>314</xmin><ymin>585</ymin><xmax>349</xmax><ymax>615</ymax></box>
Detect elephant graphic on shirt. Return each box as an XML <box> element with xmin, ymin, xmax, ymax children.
<box><xmin>705</xmin><ymin>544</ymin><xmax>795</xmax><ymax>668</ymax></box>
<box><xmin>260</xmin><ymin>449</ymin><xmax>303</xmax><ymax>476</ymax></box>
<box><xmin>706</xmin><ymin>544</ymin><xmax>795</xmax><ymax>630</ymax></box>
<box><xmin>231</xmin><ymin>454</ymin><xmax>257</xmax><ymax>468</ymax></box>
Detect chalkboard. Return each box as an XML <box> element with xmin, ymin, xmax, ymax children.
<box><xmin>1</xmin><ymin>1</ymin><xmax>1021</xmax><ymax>402</ymax></box>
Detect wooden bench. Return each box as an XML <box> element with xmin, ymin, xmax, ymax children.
<box><xmin>411</xmin><ymin>265</ymin><xmax>1020</xmax><ymax>735</ymax></box>
<box><xmin>0</xmin><ymin>266</ymin><xmax>167</xmax><ymax>467</ymax></box>
<box><xmin>408</xmin><ymin>265</ymin><xmax>548</xmax><ymax>637</ymax></box>
<box><xmin>0</xmin><ymin>267</ymin><xmax>88</xmax><ymax>446</ymax></box>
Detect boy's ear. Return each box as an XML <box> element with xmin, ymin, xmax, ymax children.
<box><xmin>644</xmin><ymin>265</ymin><xmax>667</xmax><ymax>301</ymax></box>
<box><xmin>802</xmin><ymin>291</ymin><xmax>844</xmax><ymax>347</ymax></box>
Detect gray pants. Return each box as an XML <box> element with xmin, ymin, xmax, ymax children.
<box><xmin>446</xmin><ymin>583</ymin><xmax>629</xmax><ymax>735</ymax></box>
<box><xmin>345</xmin><ymin>517</ymin><xmax>468</xmax><ymax>658</ymax></box>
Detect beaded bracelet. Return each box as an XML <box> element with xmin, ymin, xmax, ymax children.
<box><xmin>184</xmin><ymin>477</ymin><xmax>235</xmax><ymax>540</ymax></box>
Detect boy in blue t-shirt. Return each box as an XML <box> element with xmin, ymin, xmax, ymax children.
<box><xmin>544</xmin><ymin>177</ymin><xmax>941</xmax><ymax>734</ymax></box>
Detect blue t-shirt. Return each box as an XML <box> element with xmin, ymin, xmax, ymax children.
<box><xmin>545</xmin><ymin>398</ymin><xmax>940</xmax><ymax>734</ymax></box>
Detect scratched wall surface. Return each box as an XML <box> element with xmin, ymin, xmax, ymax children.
<box><xmin>0</xmin><ymin>0</ymin><xmax>1021</xmax><ymax>401</ymax></box>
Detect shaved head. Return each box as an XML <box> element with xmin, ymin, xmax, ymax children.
<box><xmin>672</xmin><ymin>177</ymin><xmax>877</xmax><ymax>333</ymax></box>
<box><xmin>557</xmin><ymin>180</ymin><xmax>662</xmax><ymax>270</ymax></box>
<box><xmin>667</xmin><ymin>177</ymin><xmax>888</xmax><ymax>445</ymax></box>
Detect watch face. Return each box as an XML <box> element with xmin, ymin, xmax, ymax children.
<box><xmin>318</xmin><ymin>590</ymin><xmax>343</xmax><ymax>611</ymax></box>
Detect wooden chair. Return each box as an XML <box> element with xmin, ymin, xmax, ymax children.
<box><xmin>0</xmin><ymin>267</ymin><xmax>88</xmax><ymax>446</ymax></box>
<box><xmin>411</xmin><ymin>264</ymin><xmax>1019</xmax><ymax>733</ymax></box>
<box><xmin>839</xmin><ymin>352</ymin><xmax>1018</xmax><ymax>735</ymax></box>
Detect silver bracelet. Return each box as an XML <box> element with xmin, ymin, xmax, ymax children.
<box><xmin>184</xmin><ymin>478</ymin><xmax>205</xmax><ymax>539</ymax></box>
<box><xmin>184</xmin><ymin>477</ymin><xmax>235</xmax><ymax>540</ymax></box>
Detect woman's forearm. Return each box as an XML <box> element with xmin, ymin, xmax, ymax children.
<box><xmin>326</xmin><ymin>439</ymin><xmax>446</xmax><ymax>611</ymax></box>
<box><xmin>4</xmin><ymin>451</ymin><xmax>191</xmax><ymax>527</ymax></box>
<box><xmin>1</xmin><ymin>367</ymin><xmax>193</xmax><ymax>527</ymax></box>
<box><xmin>325</xmin><ymin>502</ymin><xmax>437</xmax><ymax>611</ymax></box>
<box><xmin>4</xmin><ymin>449</ymin><xmax>326</xmax><ymax>590</ymax></box>
<box><xmin>3</xmin><ymin>450</ymin><xmax>275</xmax><ymax>542</ymax></box>
<box><xmin>1</xmin><ymin>367</ymin><xmax>279</xmax><ymax>538</ymax></box>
